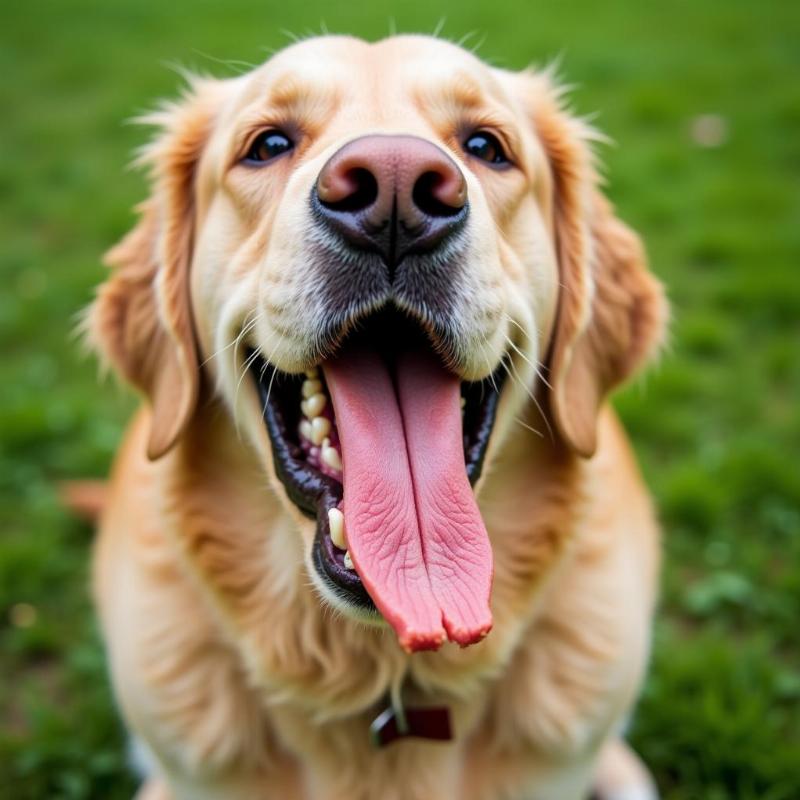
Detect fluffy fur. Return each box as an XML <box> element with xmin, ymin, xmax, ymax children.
<box><xmin>88</xmin><ymin>35</ymin><xmax>667</xmax><ymax>800</ymax></box>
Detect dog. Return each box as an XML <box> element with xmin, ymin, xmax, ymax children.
<box><xmin>87</xmin><ymin>34</ymin><xmax>667</xmax><ymax>800</ymax></box>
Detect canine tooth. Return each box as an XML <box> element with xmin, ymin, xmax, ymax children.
<box><xmin>299</xmin><ymin>420</ymin><xmax>313</xmax><ymax>442</ymax></box>
<box><xmin>343</xmin><ymin>550</ymin><xmax>354</xmax><ymax>570</ymax></box>
<box><xmin>305</xmin><ymin>367</ymin><xmax>319</xmax><ymax>379</ymax></box>
<box><xmin>302</xmin><ymin>379</ymin><xmax>322</xmax><ymax>399</ymax></box>
<box><xmin>311</xmin><ymin>417</ymin><xmax>331</xmax><ymax>445</ymax></box>
<box><xmin>304</xmin><ymin>393</ymin><xmax>327</xmax><ymax>418</ymax></box>
<box><xmin>328</xmin><ymin>508</ymin><xmax>346</xmax><ymax>549</ymax></box>
<box><xmin>322</xmin><ymin>444</ymin><xmax>342</xmax><ymax>472</ymax></box>
<box><xmin>460</xmin><ymin>396</ymin><xmax>466</xmax><ymax>409</ymax></box>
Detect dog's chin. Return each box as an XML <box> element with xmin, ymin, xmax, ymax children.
<box><xmin>305</xmin><ymin>548</ymin><xmax>388</xmax><ymax>627</ymax></box>
<box><xmin>244</xmin><ymin>309</ymin><xmax>508</xmax><ymax>633</ymax></box>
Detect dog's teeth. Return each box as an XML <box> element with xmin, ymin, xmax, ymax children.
<box><xmin>311</xmin><ymin>417</ymin><xmax>331</xmax><ymax>445</ymax></box>
<box><xmin>299</xmin><ymin>420</ymin><xmax>313</xmax><ymax>442</ymax></box>
<box><xmin>343</xmin><ymin>550</ymin><xmax>354</xmax><ymax>571</ymax></box>
<box><xmin>304</xmin><ymin>393</ymin><xmax>327</xmax><ymax>418</ymax></box>
<box><xmin>301</xmin><ymin>394</ymin><xmax>327</xmax><ymax>419</ymax></box>
<box><xmin>305</xmin><ymin>367</ymin><xmax>319</xmax><ymax>379</ymax></box>
<box><xmin>302</xmin><ymin>379</ymin><xmax>323</xmax><ymax>399</ymax></box>
<box><xmin>328</xmin><ymin>508</ymin><xmax>346</xmax><ymax>550</ymax></box>
<box><xmin>321</xmin><ymin>443</ymin><xmax>342</xmax><ymax>471</ymax></box>
<box><xmin>460</xmin><ymin>396</ymin><xmax>466</xmax><ymax>409</ymax></box>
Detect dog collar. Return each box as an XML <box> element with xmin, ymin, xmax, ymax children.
<box><xmin>369</xmin><ymin>692</ymin><xmax>452</xmax><ymax>747</ymax></box>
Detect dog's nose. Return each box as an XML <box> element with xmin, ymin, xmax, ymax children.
<box><xmin>314</xmin><ymin>135</ymin><xmax>468</xmax><ymax>268</ymax></box>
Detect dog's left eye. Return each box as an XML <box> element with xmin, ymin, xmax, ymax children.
<box><xmin>243</xmin><ymin>130</ymin><xmax>294</xmax><ymax>164</ymax></box>
<box><xmin>463</xmin><ymin>131</ymin><xmax>509</xmax><ymax>166</ymax></box>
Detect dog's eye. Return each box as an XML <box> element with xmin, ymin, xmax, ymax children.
<box><xmin>244</xmin><ymin>130</ymin><xmax>294</xmax><ymax>164</ymax></box>
<box><xmin>463</xmin><ymin>131</ymin><xmax>509</xmax><ymax>166</ymax></box>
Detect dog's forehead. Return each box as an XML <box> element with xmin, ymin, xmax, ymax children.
<box><xmin>235</xmin><ymin>35</ymin><xmax>516</xmax><ymax>121</ymax></box>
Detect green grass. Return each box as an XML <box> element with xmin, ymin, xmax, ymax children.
<box><xmin>1</xmin><ymin>1</ymin><xmax>798</xmax><ymax>797</ymax></box>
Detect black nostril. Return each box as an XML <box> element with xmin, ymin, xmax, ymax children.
<box><xmin>412</xmin><ymin>172</ymin><xmax>463</xmax><ymax>218</ymax></box>
<box><xmin>314</xmin><ymin>137</ymin><xmax>469</xmax><ymax>268</ymax></box>
<box><xmin>318</xmin><ymin>168</ymin><xmax>379</xmax><ymax>213</ymax></box>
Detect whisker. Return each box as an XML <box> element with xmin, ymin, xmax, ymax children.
<box><xmin>189</xmin><ymin>49</ymin><xmax>258</xmax><ymax>76</ymax></box>
<box><xmin>259</xmin><ymin>354</ymin><xmax>271</xmax><ymax>383</ymax></box>
<box><xmin>234</xmin><ymin>347</ymin><xmax>262</xmax><ymax>400</ymax></box>
<box><xmin>477</xmin><ymin>330</ymin><xmax>499</xmax><ymax>394</ymax></box>
<box><xmin>200</xmin><ymin>311</ymin><xmax>261</xmax><ymax>369</ymax></box>
<box><xmin>502</xmin><ymin>350</ymin><xmax>554</xmax><ymax>441</ymax></box>
<box><xmin>231</xmin><ymin>325</ymin><xmax>285</xmax><ymax>439</ymax></box>
<box><xmin>513</xmin><ymin>415</ymin><xmax>544</xmax><ymax>438</ymax></box>
<box><xmin>263</xmin><ymin>360</ymin><xmax>281</xmax><ymax>418</ymax></box>
<box><xmin>502</xmin><ymin>314</ymin><xmax>553</xmax><ymax>391</ymax></box>
<box><xmin>233</xmin><ymin>311</ymin><xmax>263</xmax><ymax>370</ymax></box>
<box><xmin>468</xmin><ymin>34</ymin><xmax>488</xmax><ymax>57</ymax></box>
<box><xmin>280</xmin><ymin>28</ymin><xmax>303</xmax><ymax>44</ymax></box>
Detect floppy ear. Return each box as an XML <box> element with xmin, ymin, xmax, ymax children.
<box><xmin>89</xmin><ymin>79</ymin><xmax>221</xmax><ymax>460</ymax></box>
<box><xmin>534</xmin><ymin>81</ymin><xmax>668</xmax><ymax>457</ymax></box>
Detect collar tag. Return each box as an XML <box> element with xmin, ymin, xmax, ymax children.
<box><xmin>369</xmin><ymin>703</ymin><xmax>452</xmax><ymax>748</ymax></box>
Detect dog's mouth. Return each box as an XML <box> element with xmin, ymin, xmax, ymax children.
<box><xmin>249</xmin><ymin>310</ymin><xmax>505</xmax><ymax>652</ymax></box>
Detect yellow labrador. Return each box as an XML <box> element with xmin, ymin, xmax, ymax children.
<box><xmin>89</xmin><ymin>35</ymin><xmax>666</xmax><ymax>800</ymax></box>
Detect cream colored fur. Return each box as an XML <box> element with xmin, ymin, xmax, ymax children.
<box><xmin>89</xmin><ymin>35</ymin><xmax>667</xmax><ymax>800</ymax></box>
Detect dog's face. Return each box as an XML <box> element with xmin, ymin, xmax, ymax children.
<box><xmin>92</xmin><ymin>36</ymin><xmax>665</xmax><ymax>652</ymax></box>
<box><xmin>194</xmin><ymin>36</ymin><xmax>557</xmax><ymax>380</ymax></box>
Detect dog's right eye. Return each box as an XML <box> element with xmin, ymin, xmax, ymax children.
<box><xmin>243</xmin><ymin>130</ymin><xmax>294</xmax><ymax>164</ymax></box>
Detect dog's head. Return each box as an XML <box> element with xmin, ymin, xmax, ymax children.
<box><xmin>90</xmin><ymin>35</ymin><xmax>665</xmax><ymax>653</ymax></box>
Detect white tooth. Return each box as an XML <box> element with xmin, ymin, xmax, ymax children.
<box><xmin>305</xmin><ymin>367</ymin><xmax>319</xmax><ymax>379</ymax></box>
<box><xmin>304</xmin><ymin>393</ymin><xmax>327</xmax><ymax>418</ymax></box>
<box><xmin>322</xmin><ymin>444</ymin><xmax>342</xmax><ymax>472</ymax></box>
<box><xmin>311</xmin><ymin>417</ymin><xmax>331</xmax><ymax>445</ymax></box>
<box><xmin>328</xmin><ymin>508</ymin><xmax>346</xmax><ymax>549</ymax></box>
<box><xmin>302</xmin><ymin>379</ymin><xmax>323</xmax><ymax>399</ymax></box>
<box><xmin>299</xmin><ymin>420</ymin><xmax>313</xmax><ymax>442</ymax></box>
<box><xmin>301</xmin><ymin>394</ymin><xmax>327</xmax><ymax>419</ymax></box>
<box><xmin>460</xmin><ymin>396</ymin><xmax>466</xmax><ymax>409</ymax></box>
<box><xmin>343</xmin><ymin>550</ymin><xmax>354</xmax><ymax>571</ymax></box>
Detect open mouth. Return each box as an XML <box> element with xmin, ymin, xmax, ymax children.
<box><xmin>249</xmin><ymin>310</ymin><xmax>505</xmax><ymax>652</ymax></box>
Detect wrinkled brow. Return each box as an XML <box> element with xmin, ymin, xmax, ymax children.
<box><xmin>237</xmin><ymin>72</ymin><xmax>341</xmax><ymax>133</ymax></box>
<box><xmin>414</xmin><ymin>73</ymin><xmax>522</xmax><ymax>151</ymax></box>
<box><xmin>267</xmin><ymin>74</ymin><xmax>340</xmax><ymax>112</ymax></box>
<box><xmin>415</xmin><ymin>74</ymin><xmax>487</xmax><ymax>113</ymax></box>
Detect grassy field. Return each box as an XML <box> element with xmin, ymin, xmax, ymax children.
<box><xmin>1</xmin><ymin>0</ymin><xmax>798</xmax><ymax>797</ymax></box>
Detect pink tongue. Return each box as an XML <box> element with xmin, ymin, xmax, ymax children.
<box><xmin>324</xmin><ymin>349</ymin><xmax>493</xmax><ymax>652</ymax></box>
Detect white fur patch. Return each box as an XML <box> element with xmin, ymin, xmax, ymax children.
<box><xmin>598</xmin><ymin>784</ymin><xmax>659</xmax><ymax>800</ymax></box>
<box><xmin>127</xmin><ymin>735</ymin><xmax>157</xmax><ymax>779</ymax></box>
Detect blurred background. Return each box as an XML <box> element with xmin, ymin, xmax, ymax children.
<box><xmin>1</xmin><ymin>1</ymin><xmax>798</xmax><ymax>798</ymax></box>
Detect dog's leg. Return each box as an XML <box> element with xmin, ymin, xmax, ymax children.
<box><xmin>591</xmin><ymin>737</ymin><xmax>658</xmax><ymax>800</ymax></box>
<box><xmin>133</xmin><ymin>779</ymin><xmax>173</xmax><ymax>800</ymax></box>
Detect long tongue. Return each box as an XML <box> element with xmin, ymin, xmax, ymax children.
<box><xmin>324</xmin><ymin>348</ymin><xmax>493</xmax><ymax>652</ymax></box>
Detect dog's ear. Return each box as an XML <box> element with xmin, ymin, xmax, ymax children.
<box><xmin>89</xmin><ymin>78</ymin><xmax>222</xmax><ymax>460</ymax></box>
<box><xmin>532</xmin><ymin>76</ymin><xmax>668</xmax><ymax>457</ymax></box>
